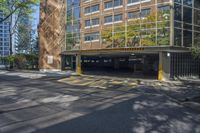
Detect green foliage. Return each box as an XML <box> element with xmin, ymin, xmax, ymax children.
<box><xmin>192</xmin><ymin>47</ymin><xmax>200</xmax><ymax>59</ymax></box>
<box><xmin>0</xmin><ymin>0</ymin><xmax>39</xmax><ymax>23</ymax></box>
<box><xmin>14</xmin><ymin>54</ymin><xmax>27</xmax><ymax>69</ymax></box>
<box><xmin>5</xmin><ymin>55</ymin><xmax>15</xmax><ymax>64</ymax></box>
<box><xmin>1</xmin><ymin>54</ymin><xmax>38</xmax><ymax>69</ymax></box>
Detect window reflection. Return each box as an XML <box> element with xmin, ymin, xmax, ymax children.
<box><xmin>183</xmin><ymin>0</ymin><xmax>192</xmax><ymax>7</ymax></box>
<box><xmin>183</xmin><ymin>30</ymin><xmax>192</xmax><ymax>47</ymax></box>
<box><xmin>183</xmin><ymin>7</ymin><xmax>192</xmax><ymax>24</ymax></box>
<box><xmin>194</xmin><ymin>9</ymin><xmax>200</xmax><ymax>26</ymax></box>
<box><xmin>194</xmin><ymin>0</ymin><xmax>200</xmax><ymax>9</ymax></box>
<box><xmin>174</xmin><ymin>4</ymin><xmax>182</xmax><ymax>21</ymax></box>
<box><xmin>174</xmin><ymin>28</ymin><xmax>182</xmax><ymax>46</ymax></box>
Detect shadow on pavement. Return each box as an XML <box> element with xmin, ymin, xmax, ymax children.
<box><xmin>33</xmin><ymin>89</ymin><xmax>200</xmax><ymax>133</ymax></box>
<box><xmin>0</xmin><ymin>72</ymin><xmax>200</xmax><ymax>133</ymax></box>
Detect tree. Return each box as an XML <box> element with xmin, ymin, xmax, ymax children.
<box><xmin>0</xmin><ymin>0</ymin><xmax>39</xmax><ymax>23</ymax></box>
<box><xmin>0</xmin><ymin>0</ymin><xmax>39</xmax><ymax>55</ymax></box>
<box><xmin>15</xmin><ymin>14</ymin><xmax>32</xmax><ymax>53</ymax></box>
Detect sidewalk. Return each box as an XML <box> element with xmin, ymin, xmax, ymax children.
<box><xmin>0</xmin><ymin>70</ymin><xmax>73</xmax><ymax>79</ymax></box>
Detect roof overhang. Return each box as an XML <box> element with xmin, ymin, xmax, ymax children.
<box><xmin>61</xmin><ymin>46</ymin><xmax>191</xmax><ymax>56</ymax></box>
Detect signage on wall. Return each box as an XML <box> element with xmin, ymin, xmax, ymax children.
<box><xmin>47</xmin><ymin>55</ymin><xmax>53</xmax><ymax>64</ymax></box>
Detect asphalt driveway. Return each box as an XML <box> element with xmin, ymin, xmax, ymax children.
<box><xmin>0</xmin><ymin>71</ymin><xmax>199</xmax><ymax>133</ymax></box>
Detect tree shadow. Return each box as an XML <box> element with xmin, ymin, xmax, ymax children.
<box><xmin>33</xmin><ymin>87</ymin><xmax>200</xmax><ymax>133</ymax></box>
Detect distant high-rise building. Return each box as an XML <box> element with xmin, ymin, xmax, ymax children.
<box><xmin>0</xmin><ymin>11</ymin><xmax>11</xmax><ymax>67</ymax></box>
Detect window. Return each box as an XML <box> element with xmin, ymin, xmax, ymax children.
<box><xmin>174</xmin><ymin>0</ymin><xmax>181</xmax><ymax>4</ymax></box>
<box><xmin>104</xmin><ymin>0</ymin><xmax>123</xmax><ymax>9</ymax></box>
<box><xmin>4</xmin><ymin>47</ymin><xmax>9</xmax><ymax>50</ymax></box>
<box><xmin>128</xmin><ymin>0</ymin><xmax>140</xmax><ymax>4</ymax></box>
<box><xmin>85</xmin><ymin>20</ymin><xmax>90</xmax><ymax>27</ymax></box>
<box><xmin>194</xmin><ymin>9</ymin><xmax>200</xmax><ymax>26</ymax></box>
<box><xmin>183</xmin><ymin>6</ymin><xmax>192</xmax><ymax>24</ymax></box>
<box><xmin>105</xmin><ymin>16</ymin><xmax>112</xmax><ymax>23</ymax></box>
<box><xmin>92</xmin><ymin>18</ymin><xmax>99</xmax><ymax>25</ymax></box>
<box><xmin>85</xmin><ymin>18</ymin><xmax>99</xmax><ymax>27</ymax></box>
<box><xmin>104</xmin><ymin>14</ymin><xmax>122</xmax><ymax>23</ymax></box>
<box><xmin>85</xmin><ymin>32</ymin><xmax>99</xmax><ymax>41</ymax></box>
<box><xmin>141</xmin><ymin>8</ymin><xmax>150</xmax><ymax>18</ymax></box>
<box><xmin>114</xmin><ymin>14</ymin><xmax>122</xmax><ymax>21</ymax></box>
<box><xmin>194</xmin><ymin>0</ymin><xmax>200</xmax><ymax>9</ymax></box>
<box><xmin>128</xmin><ymin>11</ymin><xmax>140</xmax><ymax>19</ymax></box>
<box><xmin>174</xmin><ymin>28</ymin><xmax>182</xmax><ymax>46</ymax></box>
<box><xmin>183</xmin><ymin>30</ymin><xmax>192</xmax><ymax>47</ymax></box>
<box><xmin>114</xmin><ymin>0</ymin><xmax>123</xmax><ymax>7</ymax></box>
<box><xmin>158</xmin><ymin>5</ymin><xmax>170</xmax><ymax>12</ymax></box>
<box><xmin>183</xmin><ymin>0</ymin><xmax>192</xmax><ymax>7</ymax></box>
<box><xmin>174</xmin><ymin>3</ymin><xmax>182</xmax><ymax>21</ymax></box>
<box><xmin>85</xmin><ymin>5</ymin><xmax>99</xmax><ymax>14</ymax></box>
<box><xmin>105</xmin><ymin>1</ymin><xmax>112</xmax><ymax>9</ymax></box>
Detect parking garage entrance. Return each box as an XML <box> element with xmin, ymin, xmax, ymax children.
<box><xmin>62</xmin><ymin>54</ymin><xmax>159</xmax><ymax>79</ymax></box>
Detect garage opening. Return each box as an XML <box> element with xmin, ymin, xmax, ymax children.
<box><xmin>62</xmin><ymin>54</ymin><xmax>159</xmax><ymax>79</ymax></box>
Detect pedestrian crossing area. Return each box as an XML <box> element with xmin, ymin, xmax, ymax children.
<box><xmin>58</xmin><ymin>76</ymin><xmax>139</xmax><ymax>91</ymax></box>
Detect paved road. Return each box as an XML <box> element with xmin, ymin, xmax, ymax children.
<box><xmin>0</xmin><ymin>71</ymin><xmax>200</xmax><ymax>133</ymax></box>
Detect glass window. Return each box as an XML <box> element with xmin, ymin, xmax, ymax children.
<box><xmin>194</xmin><ymin>9</ymin><xmax>200</xmax><ymax>26</ymax></box>
<box><xmin>183</xmin><ymin>0</ymin><xmax>192</xmax><ymax>7</ymax></box>
<box><xmin>85</xmin><ymin>5</ymin><xmax>99</xmax><ymax>14</ymax></box>
<box><xmin>85</xmin><ymin>7</ymin><xmax>90</xmax><ymax>14</ymax></box>
<box><xmin>128</xmin><ymin>11</ymin><xmax>140</xmax><ymax>19</ymax></box>
<box><xmin>194</xmin><ymin>0</ymin><xmax>200</xmax><ymax>9</ymax></box>
<box><xmin>174</xmin><ymin>0</ymin><xmax>181</xmax><ymax>3</ymax></box>
<box><xmin>174</xmin><ymin>21</ymin><xmax>182</xmax><ymax>28</ymax></box>
<box><xmin>158</xmin><ymin>5</ymin><xmax>170</xmax><ymax>21</ymax></box>
<box><xmin>73</xmin><ymin>7</ymin><xmax>80</xmax><ymax>20</ymax></box>
<box><xmin>128</xmin><ymin>0</ymin><xmax>140</xmax><ymax>4</ymax></box>
<box><xmin>91</xmin><ymin>18</ymin><xmax>99</xmax><ymax>25</ymax></box>
<box><xmin>174</xmin><ymin>28</ymin><xmax>182</xmax><ymax>46</ymax></box>
<box><xmin>92</xmin><ymin>5</ymin><xmax>99</xmax><ymax>12</ymax></box>
<box><xmin>85</xmin><ymin>20</ymin><xmax>90</xmax><ymax>27</ymax></box>
<box><xmin>85</xmin><ymin>32</ymin><xmax>100</xmax><ymax>41</ymax></box>
<box><xmin>141</xmin><ymin>8</ymin><xmax>150</xmax><ymax>18</ymax></box>
<box><xmin>158</xmin><ymin>5</ymin><xmax>170</xmax><ymax>12</ymax></box>
<box><xmin>174</xmin><ymin>3</ymin><xmax>182</xmax><ymax>21</ymax></box>
<box><xmin>157</xmin><ymin>28</ymin><xmax>170</xmax><ymax>45</ymax></box>
<box><xmin>114</xmin><ymin>0</ymin><xmax>123</xmax><ymax>7</ymax></box>
<box><xmin>183</xmin><ymin>30</ymin><xmax>192</xmax><ymax>47</ymax></box>
<box><xmin>194</xmin><ymin>26</ymin><xmax>200</xmax><ymax>32</ymax></box>
<box><xmin>105</xmin><ymin>15</ymin><xmax>112</xmax><ymax>23</ymax></box>
<box><xmin>114</xmin><ymin>14</ymin><xmax>122</xmax><ymax>21</ymax></box>
<box><xmin>183</xmin><ymin>7</ymin><xmax>192</xmax><ymax>24</ymax></box>
<box><xmin>184</xmin><ymin>24</ymin><xmax>192</xmax><ymax>30</ymax></box>
<box><xmin>85</xmin><ymin>18</ymin><xmax>100</xmax><ymax>27</ymax></box>
<box><xmin>104</xmin><ymin>0</ymin><xmax>122</xmax><ymax>9</ymax></box>
<box><xmin>104</xmin><ymin>1</ymin><xmax>112</xmax><ymax>9</ymax></box>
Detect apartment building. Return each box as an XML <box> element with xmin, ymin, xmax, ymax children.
<box><xmin>40</xmin><ymin>0</ymin><xmax>200</xmax><ymax>80</ymax></box>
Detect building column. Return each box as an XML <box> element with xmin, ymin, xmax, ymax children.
<box><xmin>158</xmin><ymin>52</ymin><xmax>171</xmax><ymax>81</ymax></box>
<box><xmin>76</xmin><ymin>54</ymin><xmax>82</xmax><ymax>75</ymax></box>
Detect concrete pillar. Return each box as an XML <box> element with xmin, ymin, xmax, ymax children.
<box><xmin>158</xmin><ymin>52</ymin><xmax>171</xmax><ymax>81</ymax></box>
<box><xmin>76</xmin><ymin>54</ymin><xmax>82</xmax><ymax>75</ymax></box>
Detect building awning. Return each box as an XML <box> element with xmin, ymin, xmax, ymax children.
<box><xmin>61</xmin><ymin>46</ymin><xmax>190</xmax><ymax>56</ymax></box>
